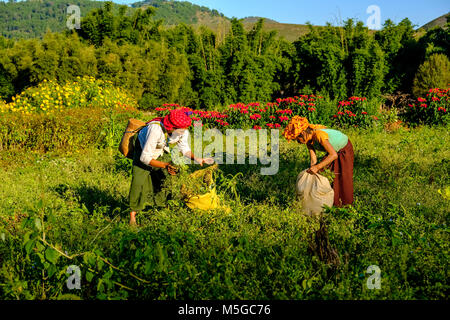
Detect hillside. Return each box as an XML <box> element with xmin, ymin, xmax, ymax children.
<box><xmin>419</xmin><ymin>12</ymin><xmax>449</xmax><ymax>30</ymax></box>
<box><xmin>242</xmin><ymin>18</ymin><xmax>312</xmax><ymax>42</ymax></box>
<box><xmin>0</xmin><ymin>0</ymin><xmax>448</xmax><ymax>42</ymax></box>
<box><xmin>0</xmin><ymin>0</ymin><xmax>314</xmax><ymax>41</ymax></box>
<box><xmin>132</xmin><ymin>0</ymin><xmax>225</xmax><ymax>24</ymax></box>
<box><xmin>0</xmin><ymin>0</ymin><xmax>106</xmax><ymax>39</ymax></box>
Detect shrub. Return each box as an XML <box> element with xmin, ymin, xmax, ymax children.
<box><xmin>153</xmin><ymin>95</ymin><xmax>331</xmax><ymax>130</ymax></box>
<box><xmin>412</xmin><ymin>54</ymin><xmax>450</xmax><ymax>98</ymax></box>
<box><xmin>0</xmin><ymin>107</ymin><xmax>137</xmax><ymax>153</ymax></box>
<box><xmin>0</xmin><ymin>76</ymin><xmax>138</xmax><ymax>116</ymax></box>
<box><xmin>332</xmin><ymin>96</ymin><xmax>379</xmax><ymax>128</ymax></box>
<box><xmin>404</xmin><ymin>87</ymin><xmax>449</xmax><ymax>126</ymax></box>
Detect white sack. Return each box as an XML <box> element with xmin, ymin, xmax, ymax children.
<box><xmin>296</xmin><ymin>170</ymin><xmax>334</xmax><ymax>216</ymax></box>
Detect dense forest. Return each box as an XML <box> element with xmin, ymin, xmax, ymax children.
<box><xmin>0</xmin><ymin>1</ymin><xmax>449</xmax><ymax>109</ymax></box>
<box><xmin>0</xmin><ymin>0</ymin><xmax>226</xmax><ymax>39</ymax></box>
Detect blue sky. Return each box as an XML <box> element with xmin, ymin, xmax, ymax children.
<box><xmin>111</xmin><ymin>0</ymin><xmax>449</xmax><ymax>28</ymax></box>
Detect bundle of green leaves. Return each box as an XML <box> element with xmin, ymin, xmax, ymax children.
<box><xmin>163</xmin><ymin>164</ymin><xmax>218</xmax><ymax>202</ymax></box>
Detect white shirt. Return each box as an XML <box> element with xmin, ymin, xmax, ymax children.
<box><xmin>138</xmin><ymin>121</ymin><xmax>191</xmax><ymax>165</ymax></box>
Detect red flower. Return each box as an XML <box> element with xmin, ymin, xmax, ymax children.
<box><xmin>253</xmin><ymin>125</ymin><xmax>262</xmax><ymax>130</ymax></box>
<box><xmin>362</xmin><ymin>111</ymin><xmax>367</xmax><ymax>115</ymax></box>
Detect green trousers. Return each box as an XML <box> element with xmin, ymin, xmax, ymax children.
<box><xmin>128</xmin><ymin>134</ymin><xmax>171</xmax><ymax>212</ymax></box>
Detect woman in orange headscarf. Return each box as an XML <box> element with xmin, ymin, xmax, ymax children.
<box><xmin>283</xmin><ymin>116</ymin><xmax>354</xmax><ymax>207</ymax></box>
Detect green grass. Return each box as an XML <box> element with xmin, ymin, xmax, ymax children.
<box><xmin>0</xmin><ymin>126</ymin><xmax>448</xmax><ymax>299</ymax></box>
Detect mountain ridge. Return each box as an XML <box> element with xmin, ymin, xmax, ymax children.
<box><xmin>0</xmin><ymin>0</ymin><xmax>447</xmax><ymax>41</ymax></box>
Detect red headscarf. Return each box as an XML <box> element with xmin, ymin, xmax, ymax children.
<box><xmin>147</xmin><ymin>109</ymin><xmax>192</xmax><ymax>131</ymax></box>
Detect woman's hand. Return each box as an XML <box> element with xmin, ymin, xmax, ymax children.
<box><xmin>307</xmin><ymin>165</ymin><xmax>320</xmax><ymax>175</ymax></box>
<box><xmin>195</xmin><ymin>158</ymin><xmax>214</xmax><ymax>166</ymax></box>
<box><xmin>166</xmin><ymin>163</ymin><xmax>178</xmax><ymax>175</ymax></box>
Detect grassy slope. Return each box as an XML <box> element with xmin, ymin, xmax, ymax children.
<box><xmin>0</xmin><ymin>126</ymin><xmax>448</xmax><ymax>299</ymax></box>
<box><xmin>419</xmin><ymin>13</ymin><xmax>450</xmax><ymax>31</ymax></box>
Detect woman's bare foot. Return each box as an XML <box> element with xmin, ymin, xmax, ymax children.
<box><xmin>129</xmin><ymin>211</ymin><xmax>137</xmax><ymax>226</ymax></box>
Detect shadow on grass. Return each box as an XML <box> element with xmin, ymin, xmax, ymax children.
<box><xmin>52</xmin><ymin>183</ymin><xmax>129</xmax><ymax>218</ymax></box>
<box><xmin>211</xmin><ymin>152</ymin><xmax>309</xmax><ymax>207</ymax></box>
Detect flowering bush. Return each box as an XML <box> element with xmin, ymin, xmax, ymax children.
<box><xmin>0</xmin><ymin>76</ymin><xmax>138</xmax><ymax>116</ymax></box>
<box><xmin>153</xmin><ymin>94</ymin><xmax>326</xmax><ymax>131</ymax></box>
<box><xmin>404</xmin><ymin>88</ymin><xmax>449</xmax><ymax>126</ymax></box>
<box><xmin>332</xmin><ymin>96</ymin><xmax>377</xmax><ymax>128</ymax></box>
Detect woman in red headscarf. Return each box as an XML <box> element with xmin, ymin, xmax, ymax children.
<box><xmin>128</xmin><ymin>109</ymin><xmax>213</xmax><ymax>225</ymax></box>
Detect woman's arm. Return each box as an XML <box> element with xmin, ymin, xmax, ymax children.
<box><xmin>177</xmin><ymin>131</ymin><xmax>213</xmax><ymax>166</ymax></box>
<box><xmin>184</xmin><ymin>151</ymin><xmax>203</xmax><ymax>165</ymax></box>
<box><xmin>308</xmin><ymin>139</ymin><xmax>337</xmax><ymax>174</ymax></box>
<box><xmin>140</xmin><ymin>125</ymin><xmax>175</xmax><ymax>174</ymax></box>
<box><xmin>149</xmin><ymin>159</ymin><xmax>169</xmax><ymax>169</ymax></box>
<box><xmin>307</xmin><ymin>142</ymin><xmax>317</xmax><ymax>166</ymax></box>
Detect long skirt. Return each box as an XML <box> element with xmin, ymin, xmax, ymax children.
<box><xmin>128</xmin><ymin>134</ymin><xmax>170</xmax><ymax>212</ymax></box>
<box><xmin>327</xmin><ymin>140</ymin><xmax>354</xmax><ymax>207</ymax></box>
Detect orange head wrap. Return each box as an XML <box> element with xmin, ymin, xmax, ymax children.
<box><xmin>283</xmin><ymin>116</ymin><xmax>326</xmax><ymax>141</ymax></box>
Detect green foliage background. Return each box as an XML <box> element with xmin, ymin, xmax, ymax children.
<box><xmin>0</xmin><ymin>1</ymin><xmax>449</xmax><ymax>109</ymax></box>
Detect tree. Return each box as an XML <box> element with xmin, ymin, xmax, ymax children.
<box><xmin>375</xmin><ymin>18</ymin><xmax>419</xmax><ymax>93</ymax></box>
<box><xmin>412</xmin><ymin>53</ymin><xmax>450</xmax><ymax>97</ymax></box>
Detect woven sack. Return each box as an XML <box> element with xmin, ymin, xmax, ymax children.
<box><xmin>118</xmin><ymin>118</ymin><xmax>146</xmax><ymax>159</ymax></box>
